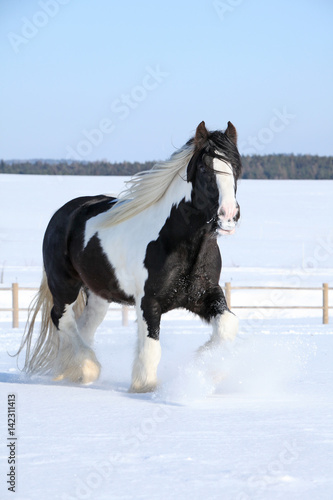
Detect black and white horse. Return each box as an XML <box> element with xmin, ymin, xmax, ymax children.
<box><xmin>18</xmin><ymin>121</ymin><xmax>242</xmax><ymax>392</ymax></box>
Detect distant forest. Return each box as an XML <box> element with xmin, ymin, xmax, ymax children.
<box><xmin>1</xmin><ymin>155</ymin><xmax>332</xmax><ymax>179</ymax></box>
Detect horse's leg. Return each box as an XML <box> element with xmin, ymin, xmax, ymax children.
<box><xmin>203</xmin><ymin>309</ymin><xmax>239</xmax><ymax>350</ymax></box>
<box><xmin>190</xmin><ymin>286</ymin><xmax>239</xmax><ymax>352</ymax></box>
<box><xmin>76</xmin><ymin>291</ymin><xmax>109</xmax><ymax>346</ymax></box>
<box><xmin>130</xmin><ymin>297</ymin><xmax>161</xmax><ymax>393</ymax></box>
<box><xmin>51</xmin><ymin>295</ymin><xmax>101</xmax><ymax>384</ymax></box>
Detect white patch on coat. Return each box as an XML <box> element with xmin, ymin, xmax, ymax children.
<box><xmin>84</xmin><ymin>164</ymin><xmax>192</xmax><ymax>298</ymax></box>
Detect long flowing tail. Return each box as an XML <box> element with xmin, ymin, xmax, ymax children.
<box><xmin>16</xmin><ymin>270</ymin><xmax>86</xmax><ymax>375</ymax></box>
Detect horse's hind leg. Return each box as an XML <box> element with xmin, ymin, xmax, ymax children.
<box><xmin>76</xmin><ymin>291</ymin><xmax>109</xmax><ymax>346</ymax></box>
<box><xmin>52</xmin><ymin>296</ymin><xmax>101</xmax><ymax>384</ymax></box>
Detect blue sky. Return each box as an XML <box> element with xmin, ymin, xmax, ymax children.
<box><xmin>1</xmin><ymin>0</ymin><xmax>332</xmax><ymax>162</ymax></box>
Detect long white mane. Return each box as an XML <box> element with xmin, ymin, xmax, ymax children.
<box><xmin>98</xmin><ymin>142</ymin><xmax>195</xmax><ymax>228</ymax></box>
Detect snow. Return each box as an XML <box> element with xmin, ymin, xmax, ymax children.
<box><xmin>0</xmin><ymin>175</ymin><xmax>333</xmax><ymax>499</ymax></box>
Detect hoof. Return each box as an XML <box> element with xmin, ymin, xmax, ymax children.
<box><xmin>54</xmin><ymin>356</ymin><xmax>101</xmax><ymax>384</ymax></box>
<box><xmin>128</xmin><ymin>381</ymin><xmax>158</xmax><ymax>393</ymax></box>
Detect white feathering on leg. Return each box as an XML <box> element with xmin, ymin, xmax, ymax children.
<box><xmin>212</xmin><ymin>310</ymin><xmax>239</xmax><ymax>342</ymax></box>
<box><xmin>198</xmin><ymin>310</ymin><xmax>239</xmax><ymax>353</ymax></box>
<box><xmin>130</xmin><ymin>337</ymin><xmax>161</xmax><ymax>393</ymax></box>
<box><xmin>53</xmin><ymin>304</ymin><xmax>101</xmax><ymax>384</ymax></box>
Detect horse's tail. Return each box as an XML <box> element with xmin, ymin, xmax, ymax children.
<box><xmin>16</xmin><ymin>269</ymin><xmax>86</xmax><ymax>375</ymax></box>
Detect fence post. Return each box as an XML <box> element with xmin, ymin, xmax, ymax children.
<box><xmin>225</xmin><ymin>282</ymin><xmax>231</xmax><ymax>309</ymax></box>
<box><xmin>12</xmin><ymin>283</ymin><xmax>19</xmax><ymax>328</ymax></box>
<box><xmin>323</xmin><ymin>283</ymin><xmax>329</xmax><ymax>324</ymax></box>
<box><xmin>122</xmin><ymin>305</ymin><xmax>129</xmax><ymax>327</ymax></box>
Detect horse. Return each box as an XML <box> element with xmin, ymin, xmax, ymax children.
<box><xmin>17</xmin><ymin>121</ymin><xmax>242</xmax><ymax>392</ymax></box>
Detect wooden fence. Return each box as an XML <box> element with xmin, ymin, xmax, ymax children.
<box><xmin>0</xmin><ymin>283</ymin><xmax>130</xmax><ymax>328</ymax></box>
<box><xmin>224</xmin><ymin>282</ymin><xmax>331</xmax><ymax>325</ymax></box>
<box><xmin>0</xmin><ymin>282</ymin><xmax>331</xmax><ymax>328</ymax></box>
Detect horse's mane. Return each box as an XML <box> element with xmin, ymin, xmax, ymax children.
<box><xmin>98</xmin><ymin>142</ymin><xmax>195</xmax><ymax>228</ymax></box>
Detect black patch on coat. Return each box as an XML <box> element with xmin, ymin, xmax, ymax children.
<box><xmin>142</xmin><ymin>199</ymin><xmax>227</xmax><ymax>340</ymax></box>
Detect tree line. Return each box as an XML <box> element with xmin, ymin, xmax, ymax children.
<box><xmin>1</xmin><ymin>155</ymin><xmax>332</xmax><ymax>179</ymax></box>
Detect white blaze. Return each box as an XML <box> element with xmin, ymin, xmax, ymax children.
<box><xmin>212</xmin><ymin>155</ymin><xmax>237</xmax><ymax>221</ymax></box>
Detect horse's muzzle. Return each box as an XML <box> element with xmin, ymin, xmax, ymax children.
<box><xmin>217</xmin><ymin>203</ymin><xmax>240</xmax><ymax>235</ymax></box>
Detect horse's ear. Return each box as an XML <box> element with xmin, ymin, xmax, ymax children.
<box><xmin>194</xmin><ymin>121</ymin><xmax>209</xmax><ymax>149</ymax></box>
<box><xmin>225</xmin><ymin>121</ymin><xmax>237</xmax><ymax>145</ymax></box>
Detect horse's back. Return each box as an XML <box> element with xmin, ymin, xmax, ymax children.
<box><xmin>43</xmin><ymin>194</ymin><xmax>114</xmax><ymax>258</ymax></box>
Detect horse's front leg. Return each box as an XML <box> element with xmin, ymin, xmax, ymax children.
<box><xmin>196</xmin><ymin>286</ymin><xmax>239</xmax><ymax>353</ymax></box>
<box><xmin>130</xmin><ymin>296</ymin><xmax>161</xmax><ymax>393</ymax></box>
<box><xmin>207</xmin><ymin>309</ymin><xmax>239</xmax><ymax>346</ymax></box>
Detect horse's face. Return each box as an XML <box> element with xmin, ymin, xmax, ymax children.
<box><xmin>187</xmin><ymin>121</ymin><xmax>242</xmax><ymax>235</ymax></box>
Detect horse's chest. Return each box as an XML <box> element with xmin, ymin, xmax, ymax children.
<box><xmin>143</xmin><ymin>237</ymin><xmax>210</xmax><ymax>306</ymax></box>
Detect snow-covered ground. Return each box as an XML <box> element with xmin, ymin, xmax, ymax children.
<box><xmin>0</xmin><ymin>175</ymin><xmax>333</xmax><ymax>499</ymax></box>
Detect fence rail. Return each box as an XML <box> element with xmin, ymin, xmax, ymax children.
<box><xmin>0</xmin><ymin>283</ymin><xmax>130</xmax><ymax>328</ymax></box>
<box><xmin>224</xmin><ymin>282</ymin><xmax>331</xmax><ymax>324</ymax></box>
<box><xmin>0</xmin><ymin>282</ymin><xmax>331</xmax><ymax>328</ymax></box>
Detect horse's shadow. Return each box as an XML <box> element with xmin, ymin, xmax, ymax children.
<box><xmin>0</xmin><ymin>370</ymin><xmax>125</xmax><ymax>391</ymax></box>
<box><xmin>0</xmin><ymin>370</ymin><xmax>183</xmax><ymax>406</ymax></box>
<box><xmin>0</xmin><ymin>372</ymin><xmax>27</xmax><ymax>384</ymax></box>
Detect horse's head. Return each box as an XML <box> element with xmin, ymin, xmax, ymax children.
<box><xmin>187</xmin><ymin>121</ymin><xmax>242</xmax><ymax>235</ymax></box>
